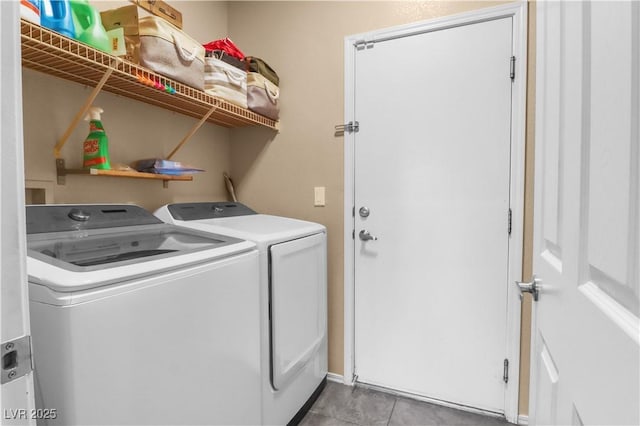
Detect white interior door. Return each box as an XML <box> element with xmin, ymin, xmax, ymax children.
<box><xmin>0</xmin><ymin>1</ymin><xmax>37</xmax><ymax>423</ymax></box>
<box><xmin>530</xmin><ymin>1</ymin><xmax>640</xmax><ymax>425</ymax></box>
<box><xmin>354</xmin><ymin>16</ymin><xmax>515</xmax><ymax>414</ymax></box>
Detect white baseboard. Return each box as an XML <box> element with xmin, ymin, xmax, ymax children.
<box><xmin>518</xmin><ymin>414</ymin><xmax>529</xmax><ymax>425</ymax></box>
<box><xmin>326</xmin><ymin>372</ymin><xmax>344</xmax><ymax>384</ymax></box>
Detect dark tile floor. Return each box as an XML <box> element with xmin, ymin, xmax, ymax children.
<box><xmin>300</xmin><ymin>381</ymin><xmax>514</xmax><ymax>426</ymax></box>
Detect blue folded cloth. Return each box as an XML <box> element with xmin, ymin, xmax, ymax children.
<box><xmin>132</xmin><ymin>159</ymin><xmax>204</xmax><ymax>175</ymax></box>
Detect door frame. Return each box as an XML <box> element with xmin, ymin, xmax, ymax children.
<box><xmin>1</xmin><ymin>0</ymin><xmax>37</xmax><ymax>419</ymax></box>
<box><xmin>342</xmin><ymin>3</ymin><xmax>528</xmax><ymax>423</ymax></box>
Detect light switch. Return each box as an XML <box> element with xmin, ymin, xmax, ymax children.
<box><xmin>314</xmin><ymin>187</ymin><xmax>326</xmax><ymax>207</ymax></box>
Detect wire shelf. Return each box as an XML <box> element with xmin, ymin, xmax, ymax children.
<box><xmin>20</xmin><ymin>19</ymin><xmax>279</xmax><ymax>130</ymax></box>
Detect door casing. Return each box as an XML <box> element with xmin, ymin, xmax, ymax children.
<box><xmin>342</xmin><ymin>3</ymin><xmax>528</xmax><ymax>423</ymax></box>
<box><xmin>0</xmin><ymin>0</ymin><xmax>37</xmax><ymax>419</ymax></box>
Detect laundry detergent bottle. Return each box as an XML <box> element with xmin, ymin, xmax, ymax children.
<box><xmin>70</xmin><ymin>0</ymin><xmax>110</xmax><ymax>53</ymax></box>
<box><xmin>20</xmin><ymin>0</ymin><xmax>41</xmax><ymax>25</ymax></box>
<box><xmin>83</xmin><ymin>107</ymin><xmax>111</xmax><ymax>169</ymax></box>
<box><xmin>40</xmin><ymin>0</ymin><xmax>75</xmax><ymax>38</ymax></box>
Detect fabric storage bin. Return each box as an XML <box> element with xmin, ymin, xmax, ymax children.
<box><xmin>206</xmin><ymin>49</ymin><xmax>245</xmax><ymax>70</ymax></box>
<box><xmin>204</xmin><ymin>57</ymin><xmax>248</xmax><ymax>108</ymax></box>
<box><xmin>245</xmin><ymin>56</ymin><xmax>279</xmax><ymax>86</ymax></box>
<box><xmin>247</xmin><ymin>72</ymin><xmax>279</xmax><ymax>120</ymax></box>
<box><xmin>139</xmin><ymin>16</ymin><xmax>205</xmax><ymax>90</ymax></box>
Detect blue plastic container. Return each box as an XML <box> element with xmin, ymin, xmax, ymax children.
<box><xmin>40</xmin><ymin>0</ymin><xmax>75</xmax><ymax>39</ymax></box>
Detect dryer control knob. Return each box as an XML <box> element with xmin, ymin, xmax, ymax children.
<box><xmin>68</xmin><ymin>208</ymin><xmax>91</xmax><ymax>222</ymax></box>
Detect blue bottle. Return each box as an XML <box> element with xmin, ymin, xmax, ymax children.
<box><xmin>40</xmin><ymin>0</ymin><xmax>76</xmax><ymax>39</ymax></box>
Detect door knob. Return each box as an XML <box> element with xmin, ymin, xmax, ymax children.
<box><xmin>515</xmin><ymin>276</ymin><xmax>541</xmax><ymax>301</ymax></box>
<box><xmin>359</xmin><ymin>230</ymin><xmax>378</xmax><ymax>241</ymax></box>
<box><xmin>359</xmin><ymin>207</ymin><xmax>370</xmax><ymax>218</ymax></box>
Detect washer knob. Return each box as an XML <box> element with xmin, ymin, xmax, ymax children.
<box><xmin>68</xmin><ymin>208</ymin><xmax>90</xmax><ymax>222</ymax></box>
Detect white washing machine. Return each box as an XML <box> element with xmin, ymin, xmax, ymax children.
<box><xmin>155</xmin><ymin>202</ymin><xmax>328</xmax><ymax>425</ymax></box>
<box><xmin>26</xmin><ymin>204</ymin><xmax>262</xmax><ymax>425</ymax></box>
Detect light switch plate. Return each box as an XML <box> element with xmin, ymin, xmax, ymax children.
<box><xmin>314</xmin><ymin>187</ymin><xmax>326</xmax><ymax>207</ymax></box>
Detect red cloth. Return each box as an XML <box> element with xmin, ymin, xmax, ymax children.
<box><xmin>203</xmin><ymin>38</ymin><xmax>245</xmax><ymax>60</ymax></box>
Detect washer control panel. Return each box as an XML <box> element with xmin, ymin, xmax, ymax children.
<box><xmin>26</xmin><ymin>205</ymin><xmax>162</xmax><ymax>234</ymax></box>
<box><xmin>167</xmin><ymin>202</ymin><xmax>257</xmax><ymax>221</ymax></box>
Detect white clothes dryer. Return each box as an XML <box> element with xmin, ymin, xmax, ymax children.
<box><xmin>155</xmin><ymin>202</ymin><xmax>328</xmax><ymax>425</ymax></box>
<box><xmin>26</xmin><ymin>204</ymin><xmax>261</xmax><ymax>425</ymax></box>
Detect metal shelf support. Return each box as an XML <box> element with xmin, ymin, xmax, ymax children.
<box><xmin>166</xmin><ymin>105</ymin><xmax>218</xmax><ymax>160</ymax></box>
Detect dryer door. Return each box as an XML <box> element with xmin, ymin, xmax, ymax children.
<box><xmin>270</xmin><ymin>232</ymin><xmax>327</xmax><ymax>390</ymax></box>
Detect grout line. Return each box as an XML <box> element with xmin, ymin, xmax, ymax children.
<box><xmin>386</xmin><ymin>397</ymin><xmax>398</xmax><ymax>426</ymax></box>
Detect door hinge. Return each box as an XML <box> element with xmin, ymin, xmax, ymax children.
<box><xmin>508</xmin><ymin>208</ymin><xmax>512</xmax><ymax>236</ymax></box>
<box><xmin>510</xmin><ymin>56</ymin><xmax>516</xmax><ymax>81</ymax></box>
<box><xmin>352</xmin><ymin>206</ymin><xmax>355</xmax><ymax>217</ymax></box>
<box><xmin>352</xmin><ymin>229</ymin><xmax>355</xmax><ymax>240</ymax></box>
<box><xmin>355</xmin><ymin>40</ymin><xmax>374</xmax><ymax>50</ymax></box>
<box><xmin>335</xmin><ymin>121</ymin><xmax>359</xmax><ymax>134</ymax></box>
<box><xmin>503</xmin><ymin>358</ymin><xmax>509</xmax><ymax>383</ymax></box>
<box><xmin>1</xmin><ymin>335</ymin><xmax>33</xmax><ymax>384</ymax></box>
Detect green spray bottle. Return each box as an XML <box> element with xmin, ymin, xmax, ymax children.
<box><xmin>83</xmin><ymin>106</ymin><xmax>111</xmax><ymax>169</ymax></box>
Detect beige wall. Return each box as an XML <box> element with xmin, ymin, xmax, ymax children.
<box><xmin>22</xmin><ymin>0</ymin><xmax>535</xmax><ymax>416</ymax></box>
<box><xmin>519</xmin><ymin>0</ymin><xmax>536</xmax><ymax>415</ymax></box>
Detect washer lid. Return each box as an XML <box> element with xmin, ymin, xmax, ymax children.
<box><xmin>26</xmin><ymin>204</ymin><xmax>256</xmax><ymax>292</ymax></box>
<box><xmin>28</xmin><ymin>225</ymin><xmax>239</xmax><ymax>270</ymax></box>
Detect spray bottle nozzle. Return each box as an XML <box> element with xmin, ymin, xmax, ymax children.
<box><xmin>85</xmin><ymin>106</ymin><xmax>104</xmax><ymax>121</ymax></box>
